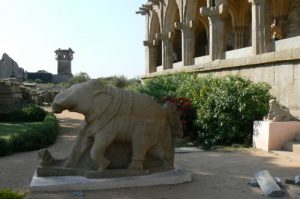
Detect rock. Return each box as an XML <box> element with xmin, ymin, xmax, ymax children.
<box><xmin>254</xmin><ymin>170</ymin><xmax>284</xmax><ymax>197</ymax></box>
<box><xmin>264</xmin><ymin>99</ymin><xmax>298</xmax><ymax>122</ymax></box>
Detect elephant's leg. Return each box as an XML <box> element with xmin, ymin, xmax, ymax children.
<box><xmin>64</xmin><ymin>134</ymin><xmax>92</xmax><ymax>168</ymax></box>
<box><xmin>149</xmin><ymin>144</ymin><xmax>174</xmax><ymax>170</ymax></box>
<box><xmin>90</xmin><ymin>131</ymin><xmax>116</xmax><ymax>171</ymax></box>
<box><xmin>129</xmin><ymin>128</ymin><xmax>154</xmax><ymax>170</ymax></box>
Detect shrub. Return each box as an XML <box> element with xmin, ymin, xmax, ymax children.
<box><xmin>160</xmin><ymin>97</ymin><xmax>196</xmax><ymax>138</ymax></box>
<box><xmin>131</xmin><ymin>73</ymin><xmax>272</xmax><ymax>149</ymax></box>
<box><xmin>67</xmin><ymin>72</ymin><xmax>91</xmax><ymax>86</ymax></box>
<box><xmin>0</xmin><ymin>139</ymin><xmax>13</xmax><ymax>157</ymax></box>
<box><xmin>0</xmin><ymin>189</ymin><xmax>27</xmax><ymax>199</ymax></box>
<box><xmin>177</xmin><ymin>75</ymin><xmax>272</xmax><ymax>149</ymax></box>
<box><xmin>0</xmin><ymin>113</ymin><xmax>58</xmax><ymax>156</ymax></box>
<box><xmin>11</xmin><ymin>113</ymin><xmax>58</xmax><ymax>152</ymax></box>
<box><xmin>0</xmin><ymin>105</ymin><xmax>47</xmax><ymax>122</ymax></box>
<box><xmin>130</xmin><ymin>73</ymin><xmax>190</xmax><ymax>100</ymax></box>
<box><xmin>99</xmin><ymin>75</ymin><xmax>141</xmax><ymax>88</ymax></box>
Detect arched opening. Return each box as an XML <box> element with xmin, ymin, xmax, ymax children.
<box><xmin>224</xmin><ymin>11</ymin><xmax>235</xmax><ymax>51</ymax></box>
<box><xmin>173</xmin><ymin>9</ymin><xmax>182</xmax><ymax>63</ymax></box>
<box><xmin>195</xmin><ymin>19</ymin><xmax>208</xmax><ymax>57</ymax></box>
<box><xmin>195</xmin><ymin>0</ymin><xmax>209</xmax><ymax>58</ymax></box>
<box><xmin>149</xmin><ymin>11</ymin><xmax>162</xmax><ymax>71</ymax></box>
<box><xmin>154</xmin><ymin>29</ymin><xmax>162</xmax><ymax>67</ymax></box>
<box><xmin>227</xmin><ymin>0</ymin><xmax>251</xmax><ymax>49</ymax></box>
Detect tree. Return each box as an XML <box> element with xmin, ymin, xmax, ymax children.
<box><xmin>68</xmin><ymin>72</ymin><xmax>91</xmax><ymax>85</ymax></box>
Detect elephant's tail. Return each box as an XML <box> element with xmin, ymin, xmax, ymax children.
<box><xmin>163</xmin><ymin>102</ymin><xmax>183</xmax><ymax>138</ymax></box>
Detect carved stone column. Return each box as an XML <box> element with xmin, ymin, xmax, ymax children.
<box><xmin>200</xmin><ymin>4</ymin><xmax>227</xmax><ymax>61</ymax></box>
<box><xmin>249</xmin><ymin>0</ymin><xmax>271</xmax><ymax>55</ymax></box>
<box><xmin>144</xmin><ymin>40</ymin><xmax>156</xmax><ymax>74</ymax></box>
<box><xmin>157</xmin><ymin>32</ymin><xmax>174</xmax><ymax>70</ymax></box>
<box><xmin>175</xmin><ymin>21</ymin><xmax>195</xmax><ymax>66</ymax></box>
<box><xmin>287</xmin><ymin>0</ymin><xmax>300</xmax><ymax>38</ymax></box>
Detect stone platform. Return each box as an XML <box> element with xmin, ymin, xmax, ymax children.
<box><xmin>30</xmin><ymin>167</ymin><xmax>192</xmax><ymax>192</ymax></box>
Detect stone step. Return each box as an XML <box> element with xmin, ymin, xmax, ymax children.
<box><xmin>283</xmin><ymin>141</ymin><xmax>300</xmax><ymax>153</ymax></box>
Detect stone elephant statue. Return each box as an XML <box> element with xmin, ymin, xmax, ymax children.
<box><xmin>42</xmin><ymin>79</ymin><xmax>182</xmax><ymax>175</ymax></box>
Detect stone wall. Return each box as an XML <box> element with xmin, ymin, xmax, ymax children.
<box><xmin>52</xmin><ymin>74</ymin><xmax>72</xmax><ymax>84</ymax></box>
<box><xmin>0</xmin><ymin>80</ymin><xmax>22</xmax><ymax>113</ymax></box>
<box><xmin>144</xmin><ymin>46</ymin><xmax>300</xmax><ymax>118</ymax></box>
<box><xmin>0</xmin><ymin>53</ymin><xmax>26</xmax><ymax>81</ymax></box>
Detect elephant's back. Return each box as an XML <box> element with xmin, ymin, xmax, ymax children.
<box><xmin>121</xmin><ymin>89</ymin><xmax>164</xmax><ymax>117</ymax></box>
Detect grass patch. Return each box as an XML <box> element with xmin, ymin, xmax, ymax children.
<box><xmin>0</xmin><ymin>189</ymin><xmax>28</xmax><ymax>199</ymax></box>
<box><xmin>0</xmin><ymin>122</ymin><xmax>42</xmax><ymax>140</ymax></box>
<box><xmin>0</xmin><ymin>113</ymin><xmax>58</xmax><ymax>156</ymax></box>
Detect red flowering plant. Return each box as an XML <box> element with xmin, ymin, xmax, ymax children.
<box><xmin>159</xmin><ymin>96</ymin><xmax>196</xmax><ymax>138</ymax></box>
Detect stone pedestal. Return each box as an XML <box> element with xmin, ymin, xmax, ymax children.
<box><xmin>253</xmin><ymin>121</ymin><xmax>300</xmax><ymax>151</ymax></box>
<box><xmin>30</xmin><ymin>167</ymin><xmax>192</xmax><ymax>192</ymax></box>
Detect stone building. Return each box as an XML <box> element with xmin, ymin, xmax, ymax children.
<box><xmin>52</xmin><ymin>48</ymin><xmax>74</xmax><ymax>83</ymax></box>
<box><xmin>138</xmin><ymin>0</ymin><xmax>300</xmax><ymax>117</ymax></box>
<box><xmin>28</xmin><ymin>48</ymin><xmax>74</xmax><ymax>84</ymax></box>
<box><xmin>0</xmin><ymin>80</ymin><xmax>22</xmax><ymax>113</ymax></box>
<box><xmin>0</xmin><ymin>53</ymin><xmax>26</xmax><ymax>81</ymax></box>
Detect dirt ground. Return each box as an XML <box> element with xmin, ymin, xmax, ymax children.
<box><xmin>1</xmin><ymin>110</ymin><xmax>300</xmax><ymax>199</ymax></box>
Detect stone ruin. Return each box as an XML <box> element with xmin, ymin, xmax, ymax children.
<box><xmin>0</xmin><ymin>79</ymin><xmax>23</xmax><ymax>113</ymax></box>
<box><xmin>0</xmin><ymin>53</ymin><xmax>26</xmax><ymax>81</ymax></box>
<box><xmin>264</xmin><ymin>99</ymin><xmax>299</xmax><ymax>122</ymax></box>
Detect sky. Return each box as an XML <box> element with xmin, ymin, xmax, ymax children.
<box><xmin>0</xmin><ymin>0</ymin><xmax>146</xmax><ymax>78</ymax></box>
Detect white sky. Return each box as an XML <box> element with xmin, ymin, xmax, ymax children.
<box><xmin>0</xmin><ymin>0</ymin><xmax>147</xmax><ymax>78</ymax></box>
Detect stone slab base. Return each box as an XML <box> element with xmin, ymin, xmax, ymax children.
<box><xmin>30</xmin><ymin>167</ymin><xmax>192</xmax><ymax>192</ymax></box>
<box><xmin>253</xmin><ymin>121</ymin><xmax>300</xmax><ymax>151</ymax></box>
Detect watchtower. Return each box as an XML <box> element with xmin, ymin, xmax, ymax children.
<box><xmin>55</xmin><ymin>48</ymin><xmax>74</xmax><ymax>76</ymax></box>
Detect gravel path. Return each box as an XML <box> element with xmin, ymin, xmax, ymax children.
<box><xmin>1</xmin><ymin>110</ymin><xmax>300</xmax><ymax>198</ymax></box>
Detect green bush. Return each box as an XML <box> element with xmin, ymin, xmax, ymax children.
<box><xmin>131</xmin><ymin>73</ymin><xmax>272</xmax><ymax>149</ymax></box>
<box><xmin>0</xmin><ymin>189</ymin><xmax>27</xmax><ymax>199</ymax></box>
<box><xmin>11</xmin><ymin>113</ymin><xmax>58</xmax><ymax>152</ymax></box>
<box><xmin>130</xmin><ymin>73</ymin><xmax>190</xmax><ymax>100</ymax></box>
<box><xmin>160</xmin><ymin>96</ymin><xmax>197</xmax><ymax>138</ymax></box>
<box><xmin>178</xmin><ymin>75</ymin><xmax>272</xmax><ymax>149</ymax></box>
<box><xmin>0</xmin><ymin>105</ymin><xmax>47</xmax><ymax>122</ymax></box>
<box><xmin>0</xmin><ymin>113</ymin><xmax>58</xmax><ymax>156</ymax></box>
<box><xmin>0</xmin><ymin>139</ymin><xmax>13</xmax><ymax>157</ymax></box>
<box><xmin>67</xmin><ymin>72</ymin><xmax>91</xmax><ymax>86</ymax></box>
<box><xmin>99</xmin><ymin>75</ymin><xmax>141</xmax><ymax>88</ymax></box>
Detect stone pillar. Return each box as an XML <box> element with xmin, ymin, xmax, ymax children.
<box><xmin>157</xmin><ymin>32</ymin><xmax>174</xmax><ymax>70</ymax></box>
<box><xmin>249</xmin><ymin>0</ymin><xmax>271</xmax><ymax>55</ymax></box>
<box><xmin>144</xmin><ymin>40</ymin><xmax>156</xmax><ymax>74</ymax></box>
<box><xmin>287</xmin><ymin>0</ymin><xmax>300</xmax><ymax>38</ymax></box>
<box><xmin>175</xmin><ymin>20</ymin><xmax>195</xmax><ymax>66</ymax></box>
<box><xmin>200</xmin><ymin>4</ymin><xmax>227</xmax><ymax>61</ymax></box>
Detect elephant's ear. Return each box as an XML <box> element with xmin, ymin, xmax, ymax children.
<box><xmin>90</xmin><ymin>91</ymin><xmax>113</xmax><ymax>119</ymax></box>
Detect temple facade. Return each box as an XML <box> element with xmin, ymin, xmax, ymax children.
<box><xmin>138</xmin><ymin>0</ymin><xmax>300</xmax><ymax>117</ymax></box>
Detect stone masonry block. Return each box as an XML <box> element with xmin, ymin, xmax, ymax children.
<box><xmin>274</xmin><ymin>49</ymin><xmax>292</xmax><ymax>61</ymax></box>
<box><xmin>260</xmin><ymin>52</ymin><xmax>275</xmax><ymax>63</ymax></box>
<box><xmin>294</xmin><ymin>63</ymin><xmax>300</xmax><ymax>80</ymax></box>
<box><xmin>254</xmin><ymin>170</ymin><xmax>284</xmax><ymax>197</ymax></box>
<box><xmin>292</xmin><ymin>48</ymin><xmax>300</xmax><ymax>59</ymax></box>
<box><xmin>247</xmin><ymin>55</ymin><xmax>261</xmax><ymax>65</ymax></box>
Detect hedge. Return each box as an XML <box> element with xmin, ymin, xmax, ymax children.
<box><xmin>131</xmin><ymin>73</ymin><xmax>272</xmax><ymax>149</ymax></box>
<box><xmin>0</xmin><ymin>113</ymin><xmax>58</xmax><ymax>157</ymax></box>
